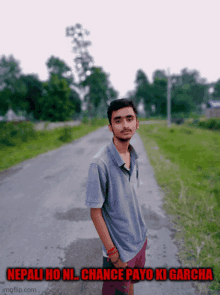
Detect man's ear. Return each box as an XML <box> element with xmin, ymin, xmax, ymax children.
<box><xmin>108</xmin><ymin>124</ymin><xmax>113</xmax><ymax>132</ymax></box>
<box><xmin>136</xmin><ymin>120</ymin><xmax>139</xmax><ymax>130</ymax></box>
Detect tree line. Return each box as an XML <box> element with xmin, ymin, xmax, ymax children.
<box><xmin>1</xmin><ymin>23</ymin><xmax>220</xmax><ymax>122</ymax></box>
<box><xmin>0</xmin><ymin>23</ymin><xmax>118</xmax><ymax>122</ymax></box>
<box><xmin>128</xmin><ymin>68</ymin><xmax>220</xmax><ymax>118</ymax></box>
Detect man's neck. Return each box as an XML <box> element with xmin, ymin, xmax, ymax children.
<box><xmin>113</xmin><ymin>137</ymin><xmax>130</xmax><ymax>155</ymax></box>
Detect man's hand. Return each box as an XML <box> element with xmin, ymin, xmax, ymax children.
<box><xmin>112</xmin><ymin>258</ymin><xmax>128</xmax><ymax>269</ymax></box>
<box><xmin>110</xmin><ymin>251</ymin><xmax>128</xmax><ymax>269</ymax></box>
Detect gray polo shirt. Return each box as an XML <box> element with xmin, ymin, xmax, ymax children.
<box><xmin>85</xmin><ymin>138</ymin><xmax>147</xmax><ymax>263</ymax></box>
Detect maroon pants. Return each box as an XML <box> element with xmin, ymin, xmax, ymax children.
<box><xmin>102</xmin><ymin>238</ymin><xmax>147</xmax><ymax>295</ymax></box>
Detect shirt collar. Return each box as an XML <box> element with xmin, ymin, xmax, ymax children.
<box><xmin>107</xmin><ymin>137</ymin><xmax>139</xmax><ymax>168</ymax></box>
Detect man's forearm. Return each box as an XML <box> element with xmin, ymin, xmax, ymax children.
<box><xmin>90</xmin><ymin>208</ymin><xmax>115</xmax><ymax>252</ymax></box>
<box><xmin>90</xmin><ymin>208</ymin><xmax>128</xmax><ymax>268</ymax></box>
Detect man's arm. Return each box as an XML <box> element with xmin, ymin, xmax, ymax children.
<box><xmin>90</xmin><ymin>208</ymin><xmax>127</xmax><ymax>268</ymax></box>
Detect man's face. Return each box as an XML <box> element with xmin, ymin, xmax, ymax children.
<box><xmin>108</xmin><ymin>107</ymin><xmax>139</xmax><ymax>143</ymax></box>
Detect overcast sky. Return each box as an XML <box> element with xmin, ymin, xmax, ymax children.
<box><xmin>1</xmin><ymin>0</ymin><xmax>220</xmax><ymax>98</ymax></box>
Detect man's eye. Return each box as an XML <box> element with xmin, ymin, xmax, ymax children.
<box><xmin>116</xmin><ymin>118</ymin><xmax>132</xmax><ymax>123</ymax></box>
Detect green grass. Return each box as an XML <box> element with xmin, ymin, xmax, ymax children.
<box><xmin>137</xmin><ymin>121</ymin><xmax>220</xmax><ymax>294</ymax></box>
<box><xmin>0</xmin><ymin>119</ymin><xmax>109</xmax><ymax>172</ymax></box>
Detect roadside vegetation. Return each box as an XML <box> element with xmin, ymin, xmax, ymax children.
<box><xmin>0</xmin><ymin>117</ymin><xmax>108</xmax><ymax>172</ymax></box>
<box><xmin>137</xmin><ymin>117</ymin><xmax>220</xmax><ymax>294</ymax></box>
<box><xmin>0</xmin><ymin>115</ymin><xmax>174</xmax><ymax>173</ymax></box>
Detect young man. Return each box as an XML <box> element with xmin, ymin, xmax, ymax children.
<box><xmin>85</xmin><ymin>99</ymin><xmax>147</xmax><ymax>295</ymax></box>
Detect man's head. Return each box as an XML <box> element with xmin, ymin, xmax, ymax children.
<box><xmin>107</xmin><ymin>99</ymin><xmax>139</xmax><ymax>143</ymax></box>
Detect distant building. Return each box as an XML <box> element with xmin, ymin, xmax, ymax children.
<box><xmin>206</xmin><ymin>100</ymin><xmax>220</xmax><ymax>119</ymax></box>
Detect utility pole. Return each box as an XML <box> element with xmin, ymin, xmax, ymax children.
<box><xmin>167</xmin><ymin>67</ymin><xmax>171</xmax><ymax>127</ymax></box>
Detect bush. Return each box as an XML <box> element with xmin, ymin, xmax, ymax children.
<box><xmin>198</xmin><ymin>121</ymin><xmax>207</xmax><ymax>128</ymax></box>
<box><xmin>187</xmin><ymin>118</ymin><xmax>220</xmax><ymax>131</ymax></box>
<box><xmin>0</xmin><ymin>121</ymin><xmax>38</xmax><ymax>147</ymax></box>
<box><xmin>0</xmin><ymin>121</ymin><xmax>7</xmax><ymax>129</ymax></box>
<box><xmin>96</xmin><ymin>118</ymin><xmax>108</xmax><ymax>126</ymax></box>
<box><xmin>188</xmin><ymin>112</ymin><xmax>201</xmax><ymax>119</ymax></box>
<box><xmin>58</xmin><ymin>126</ymin><xmax>73</xmax><ymax>142</ymax></box>
<box><xmin>82</xmin><ymin>116</ymin><xmax>89</xmax><ymax>124</ymax></box>
<box><xmin>172</xmin><ymin>112</ymin><xmax>185</xmax><ymax>119</ymax></box>
<box><xmin>199</xmin><ymin>119</ymin><xmax>220</xmax><ymax>130</ymax></box>
<box><xmin>207</xmin><ymin>119</ymin><xmax>217</xmax><ymax>130</ymax></box>
<box><xmin>90</xmin><ymin>116</ymin><xmax>98</xmax><ymax>126</ymax></box>
<box><xmin>171</xmin><ymin>118</ymin><xmax>185</xmax><ymax>125</ymax></box>
<box><xmin>193</xmin><ymin>119</ymin><xmax>199</xmax><ymax>125</ymax></box>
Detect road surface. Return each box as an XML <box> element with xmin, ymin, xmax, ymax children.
<box><xmin>0</xmin><ymin>123</ymin><xmax>198</xmax><ymax>295</ymax></box>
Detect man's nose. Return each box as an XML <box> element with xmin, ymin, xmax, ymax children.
<box><xmin>122</xmin><ymin>120</ymin><xmax>129</xmax><ymax>128</ymax></box>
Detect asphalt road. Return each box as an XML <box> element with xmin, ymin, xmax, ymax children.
<box><xmin>0</xmin><ymin>123</ymin><xmax>198</xmax><ymax>295</ymax></box>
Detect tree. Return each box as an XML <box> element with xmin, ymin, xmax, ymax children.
<box><xmin>167</xmin><ymin>73</ymin><xmax>183</xmax><ymax>91</ymax></box>
<box><xmin>180</xmin><ymin>68</ymin><xmax>200</xmax><ymax>85</ymax></box>
<box><xmin>152</xmin><ymin>70</ymin><xmax>199</xmax><ymax>116</ymax></box>
<box><xmin>189</xmin><ymin>83</ymin><xmax>207</xmax><ymax>106</ymax></box>
<box><xmin>66</xmin><ymin>23</ymin><xmax>95</xmax><ymax>118</ymax></box>
<box><xmin>0</xmin><ymin>55</ymin><xmax>23</xmax><ymax>113</ymax></box>
<box><xmin>80</xmin><ymin>66</ymin><xmax>117</xmax><ymax>117</ymax></box>
<box><xmin>180</xmin><ymin>68</ymin><xmax>210</xmax><ymax>108</ymax></box>
<box><xmin>0</xmin><ymin>54</ymin><xmax>22</xmax><ymax>93</ymax></box>
<box><xmin>68</xmin><ymin>88</ymin><xmax>82</xmax><ymax>117</ymax></box>
<box><xmin>212</xmin><ymin>79</ymin><xmax>220</xmax><ymax>99</ymax></box>
<box><xmin>170</xmin><ymin>68</ymin><xmax>201</xmax><ymax>94</ymax></box>
<box><xmin>152</xmin><ymin>77</ymin><xmax>167</xmax><ymax>116</ymax></box>
<box><xmin>171</xmin><ymin>85</ymin><xmax>197</xmax><ymax>114</ymax></box>
<box><xmin>107</xmin><ymin>86</ymin><xmax>118</xmax><ymax>102</ymax></box>
<box><xmin>66</xmin><ymin>23</ymin><xmax>94</xmax><ymax>84</ymax></box>
<box><xmin>10</xmin><ymin>77</ymin><xmax>29</xmax><ymax>113</ymax></box>
<box><xmin>37</xmin><ymin>75</ymin><xmax>74</xmax><ymax>122</ymax></box>
<box><xmin>94</xmin><ymin>85</ymin><xmax>118</xmax><ymax>119</ymax></box>
<box><xmin>96</xmin><ymin>97</ymin><xmax>108</xmax><ymax>119</ymax></box>
<box><xmin>0</xmin><ymin>88</ymin><xmax>12</xmax><ymax>115</ymax></box>
<box><xmin>46</xmin><ymin>57</ymin><xmax>83</xmax><ymax>119</ymax></box>
<box><xmin>46</xmin><ymin>56</ymin><xmax>74</xmax><ymax>86</ymax></box>
<box><xmin>84</xmin><ymin>67</ymin><xmax>108</xmax><ymax>108</ymax></box>
<box><xmin>15</xmin><ymin>74</ymin><xmax>44</xmax><ymax>119</ymax></box>
<box><xmin>134</xmin><ymin>69</ymin><xmax>152</xmax><ymax>116</ymax></box>
<box><xmin>168</xmin><ymin>68</ymin><xmax>208</xmax><ymax>113</ymax></box>
<box><xmin>152</xmin><ymin>69</ymin><xmax>166</xmax><ymax>81</ymax></box>
<box><xmin>125</xmin><ymin>90</ymin><xmax>136</xmax><ymax>101</ymax></box>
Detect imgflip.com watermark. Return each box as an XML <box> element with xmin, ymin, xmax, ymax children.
<box><xmin>2</xmin><ymin>287</ymin><xmax>37</xmax><ymax>294</ymax></box>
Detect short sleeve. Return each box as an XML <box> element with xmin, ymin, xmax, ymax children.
<box><xmin>85</xmin><ymin>163</ymin><xmax>107</xmax><ymax>208</ymax></box>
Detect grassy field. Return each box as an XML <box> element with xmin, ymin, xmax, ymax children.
<box><xmin>0</xmin><ymin>115</ymin><xmax>219</xmax><ymax>293</ymax></box>
<box><xmin>137</xmin><ymin>120</ymin><xmax>220</xmax><ymax>294</ymax></box>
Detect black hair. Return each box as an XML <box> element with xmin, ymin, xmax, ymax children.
<box><xmin>107</xmin><ymin>98</ymin><xmax>138</xmax><ymax>125</ymax></box>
